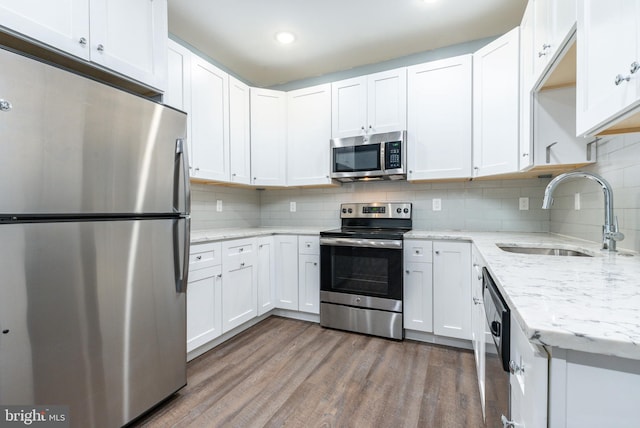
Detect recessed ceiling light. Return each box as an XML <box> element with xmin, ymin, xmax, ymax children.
<box><xmin>275</xmin><ymin>31</ymin><xmax>296</xmax><ymax>45</ymax></box>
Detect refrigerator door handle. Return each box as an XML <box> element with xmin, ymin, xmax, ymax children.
<box><xmin>174</xmin><ymin>138</ymin><xmax>191</xmax><ymax>214</ymax></box>
<box><xmin>173</xmin><ymin>217</ymin><xmax>191</xmax><ymax>293</ymax></box>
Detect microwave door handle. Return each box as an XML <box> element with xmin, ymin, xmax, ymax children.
<box><xmin>380</xmin><ymin>142</ymin><xmax>386</xmax><ymax>172</ymax></box>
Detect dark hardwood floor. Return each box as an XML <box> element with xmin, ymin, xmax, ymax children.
<box><xmin>133</xmin><ymin>316</ymin><xmax>490</xmax><ymax>428</ymax></box>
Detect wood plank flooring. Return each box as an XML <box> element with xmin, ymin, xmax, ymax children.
<box><xmin>132</xmin><ymin>316</ymin><xmax>489</xmax><ymax>428</ymax></box>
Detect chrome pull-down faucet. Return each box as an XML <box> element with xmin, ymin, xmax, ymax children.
<box><xmin>542</xmin><ymin>171</ymin><xmax>624</xmax><ymax>251</ymax></box>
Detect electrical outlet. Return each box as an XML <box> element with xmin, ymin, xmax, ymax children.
<box><xmin>432</xmin><ymin>198</ymin><xmax>442</xmax><ymax>211</ymax></box>
<box><xmin>519</xmin><ymin>197</ymin><xmax>529</xmax><ymax>211</ymax></box>
<box><xmin>216</xmin><ymin>200</ymin><xmax>222</xmax><ymax>212</ymax></box>
<box><xmin>290</xmin><ymin>201</ymin><xmax>296</xmax><ymax>212</ymax></box>
<box><xmin>575</xmin><ymin>193</ymin><xmax>581</xmax><ymax>210</ymax></box>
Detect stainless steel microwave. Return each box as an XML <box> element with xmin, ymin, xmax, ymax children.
<box><xmin>330</xmin><ymin>131</ymin><xmax>407</xmax><ymax>182</ymax></box>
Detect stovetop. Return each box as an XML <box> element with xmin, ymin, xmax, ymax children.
<box><xmin>320</xmin><ymin>227</ymin><xmax>410</xmax><ymax>240</ymax></box>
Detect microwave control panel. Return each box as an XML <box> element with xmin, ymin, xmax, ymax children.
<box><xmin>385</xmin><ymin>141</ymin><xmax>402</xmax><ymax>169</ymax></box>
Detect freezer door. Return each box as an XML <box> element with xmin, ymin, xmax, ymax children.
<box><xmin>0</xmin><ymin>219</ymin><xmax>187</xmax><ymax>427</ymax></box>
<box><xmin>0</xmin><ymin>47</ymin><xmax>189</xmax><ymax>216</ymax></box>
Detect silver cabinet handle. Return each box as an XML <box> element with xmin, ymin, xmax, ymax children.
<box><xmin>631</xmin><ymin>61</ymin><xmax>640</xmax><ymax>74</ymax></box>
<box><xmin>0</xmin><ymin>99</ymin><xmax>12</xmax><ymax>112</ymax></box>
<box><xmin>79</xmin><ymin>37</ymin><xmax>87</xmax><ymax>46</ymax></box>
<box><xmin>615</xmin><ymin>74</ymin><xmax>631</xmax><ymax>85</ymax></box>
<box><xmin>501</xmin><ymin>415</ymin><xmax>516</xmax><ymax>428</ymax></box>
<box><xmin>509</xmin><ymin>360</ymin><xmax>525</xmax><ymax>375</ymax></box>
<box><xmin>97</xmin><ymin>44</ymin><xmax>105</xmax><ymax>52</ymax></box>
<box><xmin>546</xmin><ymin>141</ymin><xmax>558</xmax><ymax>164</ymax></box>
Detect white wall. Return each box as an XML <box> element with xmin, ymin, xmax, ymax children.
<box><xmin>260</xmin><ymin>178</ymin><xmax>550</xmax><ymax>232</ymax></box>
<box><xmin>549</xmin><ymin>133</ymin><xmax>640</xmax><ymax>252</ymax></box>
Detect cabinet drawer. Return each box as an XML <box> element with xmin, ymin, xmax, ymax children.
<box><xmin>404</xmin><ymin>240</ymin><xmax>433</xmax><ymax>263</ymax></box>
<box><xmin>189</xmin><ymin>242</ymin><xmax>221</xmax><ymax>271</ymax></box>
<box><xmin>222</xmin><ymin>238</ymin><xmax>256</xmax><ymax>268</ymax></box>
<box><xmin>224</xmin><ymin>240</ymin><xmax>254</xmax><ymax>257</ymax></box>
<box><xmin>298</xmin><ymin>235</ymin><xmax>320</xmax><ymax>255</ymax></box>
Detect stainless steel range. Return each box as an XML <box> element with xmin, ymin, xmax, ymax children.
<box><xmin>319</xmin><ymin>202</ymin><xmax>412</xmax><ymax>340</ymax></box>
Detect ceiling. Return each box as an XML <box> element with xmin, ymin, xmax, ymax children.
<box><xmin>168</xmin><ymin>0</ymin><xmax>527</xmax><ymax>88</ymax></box>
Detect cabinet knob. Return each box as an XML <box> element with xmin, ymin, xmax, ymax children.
<box><xmin>313</xmin><ymin>262</ymin><xmax>318</xmax><ymax>266</ymax></box>
<box><xmin>509</xmin><ymin>360</ymin><xmax>525</xmax><ymax>375</ymax></box>
<box><xmin>217</xmin><ymin>273</ymin><xmax>222</xmax><ymax>278</ymax></box>
<box><xmin>522</xmin><ymin>152</ymin><xmax>529</xmax><ymax>157</ymax></box>
<box><xmin>240</xmin><ymin>262</ymin><xmax>245</xmax><ymax>267</ymax></box>
<box><xmin>615</xmin><ymin>74</ymin><xmax>631</xmax><ymax>86</ymax></box>
<box><xmin>435</xmin><ymin>250</ymin><xmax>440</xmax><ymax>255</ymax></box>
<box><xmin>631</xmin><ymin>61</ymin><xmax>640</xmax><ymax>74</ymax></box>
<box><xmin>195</xmin><ymin>255</ymin><xmax>202</xmax><ymax>260</ymax></box>
<box><xmin>79</xmin><ymin>37</ymin><xmax>88</xmax><ymax>46</ymax></box>
<box><xmin>0</xmin><ymin>99</ymin><xmax>12</xmax><ymax>112</ymax></box>
<box><xmin>97</xmin><ymin>44</ymin><xmax>105</xmax><ymax>53</ymax></box>
<box><xmin>232</xmin><ymin>173</ymin><xmax>236</xmax><ymax>177</ymax></box>
<box><xmin>405</xmin><ymin>270</ymin><xmax>410</xmax><ymax>274</ymax></box>
<box><xmin>473</xmin><ymin>297</ymin><xmax>482</xmax><ymax>305</ymax></box>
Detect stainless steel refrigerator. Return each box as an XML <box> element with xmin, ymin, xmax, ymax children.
<box><xmin>0</xmin><ymin>46</ymin><xmax>190</xmax><ymax>427</ymax></box>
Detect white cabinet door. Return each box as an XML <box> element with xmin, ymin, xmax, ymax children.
<box><xmin>519</xmin><ymin>0</ymin><xmax>535</xmax><ymax>170</ymax></box>
<box><xmin>229</xmin><ymin>76</ymin><xmax>251</xmax><ymax>184</ymax></box>
<box><xmin>331</xmin><ymin>76</ymin><xmax>367</xmax><ymax>138</ymax></box>
<box><xmin>257</xmin><ymin>237</ymin><xmax>275</xmax><ymax>316</ymax></box>
<box><xmin>576</xmin><ymin>0</ymin><xmax>640</xmax><ymax>136</ymax></box>
<box><xmin>274</xmin><ymin>235</ymin><xmax>298</xmax><ymax>310</ymax></box>
<box><xmin>533</xmin><ymin>0</ymin><xmax>553</xmax><ymax>77</ymax></box>
<box><xmin>471</xmin><ymin>247</ymin><xmax>487</xmax><ymax>419</ymax></box>
<box><xmin>331</xmin><ymin>68</ymin><xmax>407</xmax><ymax>138</ymax></box>
<box><xmin>534</xmin><ymin>86</ymin><xmax>595</xmax><ymax>166</ymax></box>
<box><xmin>473</xmin><ymin>27</ymin><xmax>520</xmax><ymax>177</ymax></box>
<box><xmin>186</xmin><ymin>265</ymin><xmax>222</xmax><ymax>353</ymax></box>
<box><xmin>0</xmin><ymin>0</ymin><xmax>90</xmax><ymax>59</ymax></box>
<box><xmin>403</xmin><ymin>262</ymin><xmax>433</xmax><ymax>333</ymax></box>
<box><xmin>190</xmin><ymin>55</ymin><xmax>230</xmax><ymax>181</ymax></box>
<box><xmin>186</xmin><ymin>242</ymin><xmax>222</xmax><ymax>353</ymax></box>
<box><xmin>407</xmin><ymin>55</ymin><xmax>472</xmax><ymax>180</ymax></box>
<box><xmin>89</xmin><ymin>0</ymin><xmax>168</xmax><ymax>91</ymax></box>
<box><xmin>367</xmin><ymin>68</ymin><xmax>407</xmax><ymax>135</ymax></box>
<box><xmin>251</xmin><ymin>88</ymin><xmax>287</xmax><ymax>186</ymax></box>
<box><xmin>287</xmin><ymin>84</ymin><xmax>332</xmax><ymax>186</ymax></box>
<box><xmin>298</xmin><ymin>254</ymin><xmax>319</xmax><ymax>314</ymax></box>
<box><xmin>165</xmin><ymin>40</ymin><xmax>192</xmax><ymax>167</ymax></box>
<box><xmin>433</xmin><ymin>241</ymin><xmax>472</xmax><ymax>340</ymax></box>
<box><xmin>510</xmin><ymin>316</ymin><xmax>549</xmax><ymax>428</ymax></box>
<box><xmin>221</xmin><ymin>239</ymin><xmax>257</xmax><ymax>333</ymax></box>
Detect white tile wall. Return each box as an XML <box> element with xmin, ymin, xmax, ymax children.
<box><xmin>190</xmin><ymin>183</ymin><xmax>260</xmax><ymax>230</ymax></box>
<box><xmin>549</xmin><ymin>133</ymin><xmax>640</xmax><ymax>252</ymax></box>
<box><xmin>259</xmin><ymin>178</ymin><xmax>551</xmax><ymax>231</ymax></box>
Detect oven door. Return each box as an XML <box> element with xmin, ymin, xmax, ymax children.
<box><xmin>320</xmin><ymin>237</ymin><xmax>403</xmax><ymax>306</ymax></box>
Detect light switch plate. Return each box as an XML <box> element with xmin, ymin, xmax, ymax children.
<box><xmin>290</xmin><ymin>201</ymin><xmax>296</xmax><ymax>212</ymax></box>
<box><xmin>432</xmin><ymin>198</ymin><xmax>442</xmax><ymax>211</ymax></box>
<box><xmin>216</xmin><ymin>200</ymin><xmax>223</xmax><ymax>212</ymax></box>
<box><xmin>519</xmin><ymin>197</ymin><xmax>529</xmax><ymax>211</ymax></box>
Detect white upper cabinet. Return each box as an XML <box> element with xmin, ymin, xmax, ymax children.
<box><xmin>165</xmin><ymin>40</ymin><xmax>192</xmax><ymax>166</ymax></box>
<box><xmin>89</xmin><ymin>0</ymin><xmax>168</xmax><ymax>91</ymax></box>
<box><xmin>520</xmin><ymin>1</ymin><xmax>536</xmax><ymax>170</ymax></box>
<box><xmin>229</xmin><ymin>76</ymin><xmax>252</xmax><ymax>185</ymax></box>
<box><xmin>251</xmin><ymin>88</ymin><xmax>287</xmax><ymax>186</ymax></box>
<box><xmin>407</xmin><ymin>55</ymin><xmax>472</xmax><ymax>181</ymax></box>
<box><xmin>331</xmin><ymin>68</ymin><xmax>407</xmax><ymax>138</ymax></box>
<box><xmin>0</xmin><ymin>0</ymin><xmax>90</xmax><ymax>59</ymax></box>
<box><xmin>287</xmin><ymin>84</ymin><xmax>332</xmax><ymax>186</ymax></box>
<box><xmin>473</xmin><ymin>27</ymin><xmax>520</xmax><ymax>178</ymax></box>
<box><xmin>0</xmin><ymin>0</ymin><xmax>168</xmax><ymax>91</ymax></box>
<box><xmin>577</xmin><ymin>0</ymin><xmax>640</xmax><ymax>136</ymax></box>
<box><xmin>190</xmin><ymin>54</ymin><xmax>230</xmax><ymax>181</ymax></box>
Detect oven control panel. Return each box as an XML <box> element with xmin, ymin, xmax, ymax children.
<box><xmin>340</xmin><ymin>202</ymin><xmax>412</xmax><ymax>219</ymax></box>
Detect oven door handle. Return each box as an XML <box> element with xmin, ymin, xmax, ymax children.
<box><xmin>320</xmin><ymin>237</ymin><xmax>403</xmax><ymax>249</ymax></box>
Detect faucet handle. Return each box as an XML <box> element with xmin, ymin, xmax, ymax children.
<box><xmin>606</xmin><ymin>216</ymin><xmax>625</xmax><ymax>242</ymax></box>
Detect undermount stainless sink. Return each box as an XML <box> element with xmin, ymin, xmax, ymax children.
<box><xmin>497</xmin><ymin>245</ymin><xmax>592</xmax><ymax>257</ymax></box>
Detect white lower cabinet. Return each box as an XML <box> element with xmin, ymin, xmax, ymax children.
<box><xmin>186</xmin><ymin>242</ymin><xmax>222</xmax><ymax>353</ymax></box>
<box><xmin>433</xmin><ymin>241</ymin><xmax>472</xmax><ymax>340</ymax></box>
<box><xmin>510</xmin><ymin>317</ymin><xmax>549</xmax><ymax>428</ymax></box>
<box><xmin>403</xmin><ymin>262</ymin><xmax>433</xmax><ymax>332</ymax></box>
<box><xmin>256</xmin><ymin>236</ymin><xmax>275</xmax><ymax>316</ymax></box>
<box><xmin>470</xmin><ymin>246</ymin><xmax>487</xmax><ymax>419</ymax></box>
<box><xmin>297</xmin><ymin>236</ymin><xmax>320</xmax><ymax>314</ymax></box>
<box><xmin>221</xmin><ymin>238</ymin><xmax>257</xmax><ymax>333</ymax></box>
<box><xmin>274</xmin><ymin>235</ymin><xmax>299</xmax><ymax>310</ymax></box>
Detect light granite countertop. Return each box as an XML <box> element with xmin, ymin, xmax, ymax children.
<box><xmin>191</xmin><ymin>228</ymin><xmax>640</xmax><ymax>360</ymax></box>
